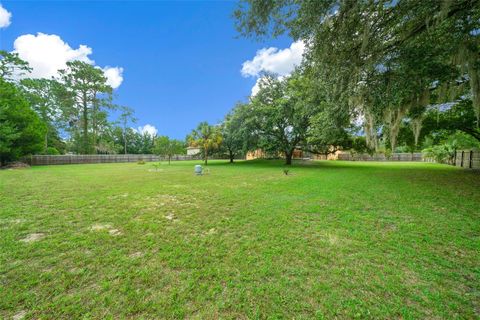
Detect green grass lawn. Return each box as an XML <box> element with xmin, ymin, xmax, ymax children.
<box><xmin>1</xmin><ymin>160</ymin><xmax>479</xmax><ymax>319</ymax></box>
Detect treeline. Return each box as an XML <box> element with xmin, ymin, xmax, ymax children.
<box><xmin>217</xmin><ymin>0</ymin><xmax>480</xmax><ymax>164</ymax></box>
<box><xmin>3</xmin><ymin>1</ymin><xmax>480</xmax><ymax>166</ymax></box>
<box><xmin>0</xmin><ymin>51</ymin><xmax>173</xmax><ymax>165</ymax></box>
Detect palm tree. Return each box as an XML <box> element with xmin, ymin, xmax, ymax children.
<box><xmin>188</xmin><ymin>121</ymin><xmax>222</xmax><ymax>165</ymax></box>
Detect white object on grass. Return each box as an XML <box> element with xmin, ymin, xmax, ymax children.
<box><xmin>195</xmin><ymin>165</ymin><xmax>203</xmax><ymax>175</ymax></box>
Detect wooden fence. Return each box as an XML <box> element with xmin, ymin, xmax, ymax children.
<box><xmin>24</xmin><ymin>154</ymin><xmax>200</xmax><ymax>166</ymax></box>
<box><xmin>454</xmin><ymin>150</ymin><xmax>480</xmax><ymax>169</ymax></box>
<box><xmin>337</xmin><ymin>152</ymin><xmax>423</xmax><ymax>162</ymax></box>
<box><xmin>23</xmin><ymin>150</ymin><xmax>480</xmax><ymax>168</ymax></box>
<box><xmin>337</xmin><ymin>150</ymin><xmax>480</xmax><ymax>169</ymax></box>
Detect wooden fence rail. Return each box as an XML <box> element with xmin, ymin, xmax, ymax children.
<box><xmin>337</xmin><ymin>153</ymin><xmax>423</xmax><ymax>162</ymax></box>
<box><xmin>337</xmin><ymin>150</ymin><xmax>479</xmax><ymax>169</ymax></box>
<box><xmin>23</xmin><ymin>150</ymin><xmax>480</xmax><ymax>168</ymax></box>
<box><xmin>24</xmin><ymin>154</ymin><xmax>201</xmax><ymax>166</ymax></box>
<box><xmin>454</xmin><ymin>150</ymin><xmax>480</xmax><ymax>169</ymax></box>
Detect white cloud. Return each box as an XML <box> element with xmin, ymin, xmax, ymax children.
<box><xmin>242</xmin><ymin>41</ymin><xmax>305</xmax><ymax>96</ymax></box>
<box><xmin>137</xmin><ymin>124</ymin><xmax>158</xmax><ymax>136</ymax></box>
<box><xmin>251</xmin><ymin>78</ymin><xmax>262</xmax><ymax>96</ymax></box>
<box><xmin>241</xmin><ymin>40</ymin><xmax>305</xmax><ymax>78</ymax></box>
<box><xmin>0</xmin><ymin>4</ymin><xmax>12</xmax><ymax>28</ymax></box>
<box><xmin>13</xmin><ymin>32</ymin><xmax>123</xmax><ymax>88</ymax></box>
<box><xmin>103</xmin><ymin>66</ymin><xmax>124</xmax><ymax>89</ymax></box>
<box><xmin>14</xmin><ymin>33</ymin><xmax>93</xmax><ymax>79</ymax></box>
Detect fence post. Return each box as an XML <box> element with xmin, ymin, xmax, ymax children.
<box><xmin>461</xmin><ymin>151</ymin><xmax>464</xmax><ymax>167</ymax></box>
<box><xmin>453</xmin><ymin>149</ymin><xmax>457</xmax><ymax>166</ymax></box>
<box><xmin>470</xmin><ymin>150</ymin><xmax>473</xmax><ymax>169</ymax></box>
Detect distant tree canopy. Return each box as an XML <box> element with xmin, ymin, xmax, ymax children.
<box><xmin>0</xmin><ymin>50</ymin><xmax>175</xmax><ymax>163</ymax></box>
<box><xmin>59</xmin><ymin>60</ymin><xmax>114</xmax><ymax>154</ymax></box>
<box><xmin>0</xmin><ymin>50</ymin><xmax>31</xmax><ymax>80</ymax></box>
<box><xmin>2</xmin><ymin>1</ymin><xmax>479</xmax><ymax>166</ymax></box>
<box><xmin>154</xmin><ymin>136</ymin><xmax>185</xmax><ymax>164</ymax></box>
<box><xmin>229</xmin><ymin>0</ymin><xmax>480</xmax><ymax>161</ymax></box>
<box><xmin>0</xmin><ymin>79</ymin><xmax>46</xmax><ymax>165</ymax></box>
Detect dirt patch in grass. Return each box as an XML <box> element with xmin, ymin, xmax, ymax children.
<box><xmin>165</xmin><ymin>213</ymin><xmax>177</xmax><ymax>221</ymax></box>
<box><xmin>108</xmin><ymin>229</ymin><xmax>122</xmax><ymax>236</ymax></box>
<box><xmin>325</xmin><ymin>233</ymin><xmax>339</xmax><ymax>245</ymax></box>
<box><xmin>129</xmin><ymin>251</ymin><xmax>144</xmax><ymax>258</ymax></box>
<box><xmin>90</xmin><ymin>224</ymin><xmax>122</xmax><ymax>236</ymax></box>
<box><xmin>139</xmin><ymin>194</ymin><xmax>200</xmax><ymax>212</ymax></box>
<box><xmin>20</xmin><ymin>233</ymin><xmax>44</xmax><ymax>243</ymax></box>
<box><xmin>13</xmin><ymin>310</ymin><xmax>27</xmax><ymax>320</ymax></box>
<box><xmin>205</xmin><ymin>228</ymin><xmax>217</xmax><ymax>235</ymax></box>
<box><xmin>90</xmin><ymin>224</ymin><xmax>112</xmax><ymax>231</ymax></box>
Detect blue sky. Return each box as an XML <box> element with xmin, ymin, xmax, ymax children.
<box><xmin>0</xmin><ymin>1</ymin><xmax>303</xmax><ymax>139</ymax></box>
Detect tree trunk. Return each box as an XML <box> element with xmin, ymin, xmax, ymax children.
<box><xmin>390</xmin><ymin>132</ymin><xmax>397</xmax><ymax>153</ymax></box>
<box><xmin>168</xmin><ymin>155</ymin><xmax>171</xmax><ymax>165</ymax></box>
<box><xmin>204</xmin><ymin>148</ymin><xmax>208</xmax><ymax>165</ymax></box>
<box><xmin>466</xmin><ymin>45</ymin><xmax>480</xmax><ymax>128</ymax></box>
<box><xmin>92</xmin><ymin>99</ymin><xmax>97</xmax><ymax>152</ymax></box>
<box><xmin>82</xmin><ymin>92</ymin><xmax>89</xmax><ymax>154</ymax></box>
<box><xmin>229</xmin><ymin>150</ymin><xmax>234</xmax><ymax>163</ymax></box>
<box><xmin>364</xmin><ymin>110</ymin><xmax>378</xmax><ymax>152</ymax></box>
<box><xmin>44</xmin><ymin>128</ymin><xmax>49</xmax><ymax>153</ymax></box>
<box><xmin>83</xmin><ymin>106</ymin><xmax>88</xmax><ymax>154</ymax></box>
<box><xmin>285</xmin><ymin>150</ymin><xmax>293</xmax><ymax>165</ymax></box>
<box><xmin>124</xmin><ymin>132</ymin><xmax>127</xmax><ymax>154</ymax></box>
<box><xmin>385</xmin><ymin>106</ymin><xmax>407</xmax><ymax>153</ymax></box>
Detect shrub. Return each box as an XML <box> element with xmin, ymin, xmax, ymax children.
<box><xmin>422</xmin><ymin>144</ymin><xmax>455</xmax><ymax>164</ymax></box>
<box><xmin>46</xmin><ymin>147</ymin><xmax>60</xmax><ymax>155</ymax></box>
<box><xmin>152</xmin><ymin>162</ymin><xmax>161</xmax><ymax>171</ymax></box>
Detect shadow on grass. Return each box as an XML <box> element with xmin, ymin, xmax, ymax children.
<box><xmin>202</xmin><ymin>159</ymin><xmax>480</xmax><ymax>181</ymax></box>
<box><xmin>204</xmin><ymin>159</ymin><xmax>448</xmax><ymax>171</ymax></box>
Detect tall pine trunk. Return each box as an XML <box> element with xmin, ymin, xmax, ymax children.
<box><xmin>82</xmin><ymin>93</ymin><xmax>89</xmax><ymax>154</ymax></box>
<box><xmin>124</xmin><ymin>133</ymin><xmax>127</xmax><ymax>154</ymax></box>
<box><xmin>92</xmin><ymin>99</ymin><xmax>98</xmax><ymax>153</ymax></box>
<box><xmin>44</xmin><ymin>128</ymin><xmax>49</xmax><ymax>153</ymax></box>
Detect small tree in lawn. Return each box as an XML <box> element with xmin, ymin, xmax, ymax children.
<box><xmin>154</xmin><ymin>136</ymin><xmax>185</xmax><ymax>164</ymax></box>
<box><xmin>187</xmin><ymin>122</ymin><xmax>222</xmax><ymax>165</ymax></box>
<box><xmin>221</xmin><ymin>104</ymin><xmax>250</xmax><ymax>163</ymax></box>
